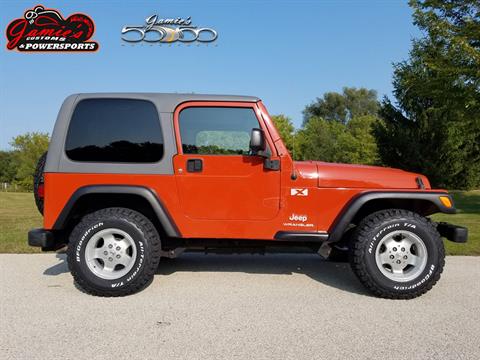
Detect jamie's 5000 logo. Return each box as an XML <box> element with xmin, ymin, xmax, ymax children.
<box><xmin>5</xmin><ymin>5</ymin><xmax>99</xmax><ymax>52</ymax></box>
<box><xmin>122</xmin><ymin>14</ymin><xmax>218</xmax><ymax>43</ymax></box>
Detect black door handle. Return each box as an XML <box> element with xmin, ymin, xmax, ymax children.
<box><xmin>186</xmin><ymin>159</ymin><xmax>203</xmax><ymax>173</ymax></box>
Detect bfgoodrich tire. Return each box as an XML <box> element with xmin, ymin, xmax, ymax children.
<box><xmin>67</xmin><ymin>207</ymin><xmax>161</xmax><ymax>297</ymax></box>
<box><xmin>350</xmin><ymin>209</ymin><xmax>445</xmax><ymax>299</ymax></box>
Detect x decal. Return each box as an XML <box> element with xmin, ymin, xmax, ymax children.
<box><xmin>290</xmin><ymin>188</ymin><xmax>308</xmax><ymax>196</ymax></box>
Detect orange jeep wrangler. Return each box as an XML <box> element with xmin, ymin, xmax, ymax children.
<box><xmin>29</xmin><ymin>93</ymin><xmax>467</xmax><ymax>298</ymax></box>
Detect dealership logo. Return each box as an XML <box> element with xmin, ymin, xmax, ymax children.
<box><xmin>5</xmin><ymin>5</ymin><xmax>99</xmax><ymax>52</ymax></box>
<box><xmin>121</xmin><ymin>14</ymin><xmax>217</xmax><ymax>44</ymax></box>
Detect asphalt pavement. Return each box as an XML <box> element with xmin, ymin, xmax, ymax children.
<box><xmin>1</xmin><ymin>254</ymin><xmax>479</xmax><ymax>360</ymax></box>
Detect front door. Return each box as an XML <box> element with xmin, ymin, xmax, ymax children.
<box><xmin>173</xmin><ymin>103</ymin><xmax>281</xmax><ymax>221</ymax></box>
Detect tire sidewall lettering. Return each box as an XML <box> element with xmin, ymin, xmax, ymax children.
<box><xmin>76</xmin><ymin>222</ymin><xmax>103</xmax><ymax>262</ymax></box>
<box><xmin>74</xmin><ymin>219</ymin><xmax>147</xmax><ymax>290</ymax></box>
<box><xmin>393</xmin><ymin>264</ymin><xmax>435</xmax><ymax>291</ymax></box>
<box><xmin>364</xmin><ymin>219</ymin><xmax>439</xmax><ymax>292</ymax></box>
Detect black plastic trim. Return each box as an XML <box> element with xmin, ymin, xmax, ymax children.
<box><xmin>416</xmin><ymin>177</ymin><xmax>425</xmax><ymax>189</ymax></box>
<box><xmin>327</xmin><ymin>191</ymin><xmax>456</xmax><ymax>243</ymax></box>
<box><xmin>437</xmin><ymin>222</ymin><xmax>468</xmax><ymax>243</ymax></box>
<box><xmin>187</xmin><ymin>159</ymin><xmax>203</xmax><ymax>172</ymax></box>
<box><xmin>274</xmin><ymin>231</ymin><xmax>329</xmax><ymax>242</ymax></box>
<box><xmin>264</xmin><ymin>159</ymin><xmax>280</xmax><ymax>171</ymax></box>
<box><xmin>52</xmin><ymin>185</ymin><xmax>181</xmax><ymax>237</ymax></box>
<box><xmin>28</xmin><ymin>228</ymin><xmax>55</xmax><ymax>248</ymax></box>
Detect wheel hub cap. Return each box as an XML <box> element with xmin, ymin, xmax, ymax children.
<box><xmin>375</xmin><ymin>230</ymin><xmax>428</xmax><ymax>282</ymax></box>
<box><xmin>84</xmin><ymin>228</ymin><xmax>137</xmax><ymax>280</ymax></box>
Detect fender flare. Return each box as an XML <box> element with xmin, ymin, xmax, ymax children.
<box><xmin>53</xmin><ymin>185</ymin><xmax>181</xmax><ymax>237</ymax></box>
<box><xmin>327</xmin><ymin>191</ymin><xmax>455</xmax><ymax>243</ymax></box>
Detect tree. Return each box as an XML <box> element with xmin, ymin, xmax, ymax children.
<box><xmin>296</xmin><ymin>117</ymin><xmax>345</xmax><ymax>162</ymax></box>
<box><xmin>299</xmin><ymin>86</ymin><xmax>381</xmax><ymax>165</ymax></box>
<box><xmin>10</xmin><ymin>132</ymin><xmax>49</xmax><ymax>190</ymax></box>
<box><xmin>296</xmin><ymin>115</ymin><xmax>379</xmax><ymax>165</ymax></box>
<box><xmin>345</xmin><ymin>115</ymin><xmax>381</xmax><ymax>165</ymax></box>
<box><xmin>375</xmin><ymin>0</ymin><xmax>480</xmax><ymax>189</ymax></box>
<box><xmin>271</xmin><ymin>115</ymin><xmax>295</xmax><ymax>155</ymax></box>
<box><xmin>0</xmin><ymin>151</ymin><xmax>17</xmax><ymax>183</ymax></box>
<box><xmin>410</xmin><ymin>0</ymin><xmax>479</xmax><ymax>87</ymax></box>
<box><xmin>303</xmin><ymin>87</ymin><xmax>379</xmax><ymax>125</ymax></box>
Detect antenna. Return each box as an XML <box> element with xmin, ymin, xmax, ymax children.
<box><xmin>291</xmin><ymin>129</ymin><xmax>298</xmax><ymax>180</ymax></box>
<box><xmin>292</xmin><ymin>129</ymin><xmax>295</xmax><ymax>160</ymax></box>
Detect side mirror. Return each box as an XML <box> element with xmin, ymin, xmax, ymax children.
<box><xmin>249</xmin><ymin>128</ymin><xmax>266</xmax><ymax>154</ymax></box>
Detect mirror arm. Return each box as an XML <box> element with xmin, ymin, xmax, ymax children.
<box><xmin>257</xmin><ymin>150</ymin><xmax>269</xmax><ymax>158</ymax></box>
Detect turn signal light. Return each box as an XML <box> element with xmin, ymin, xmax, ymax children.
<box><xmin>439</xmin><ymin>196</ymin><xmax>453</xmax><ymax>208</ymax></box>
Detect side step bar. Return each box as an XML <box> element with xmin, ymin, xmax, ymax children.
<box><xmin>274</xmin><ymin>231</ymin><xmax>329</xmax><ymax>242</ymax></box>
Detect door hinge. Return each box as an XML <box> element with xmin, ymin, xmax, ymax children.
<box><xmin>264</xmin><ymin>159</ymin><xmax>280</xmax><ymax>171</ymax></box>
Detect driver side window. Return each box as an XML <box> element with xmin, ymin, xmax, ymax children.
<box><xmin>179</xmin><ymin>107</ymin><xmax>261</xmax><ymax>155</ymax></box>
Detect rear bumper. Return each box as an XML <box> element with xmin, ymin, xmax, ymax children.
<box><xmin>28</xmin><ymin>228</ymin><xmax>64</xmax><ymax>251</ymax></box>
<box><xmin>437</xmin><ymin>222</ymin><xmax>468</xmax><ymax>243</ymax></box>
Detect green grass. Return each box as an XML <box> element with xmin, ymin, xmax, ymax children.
<box><xmin>0</xmin><ymin>191</ymin><xmax>478</xmax><ymax>254</ymax></box>
<box><xmin>432</xmin><ymin>190</ymin><xmax>480</xmax><ymax>255</ymax></box>
<box><xmin>0</xmin><ymin>192</ymin><xmax>42</xmax><ymax>253</ymax></box>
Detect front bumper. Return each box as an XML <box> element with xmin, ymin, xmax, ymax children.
<box><xmin>437</xmin><ymin>222</ymin><xmax>468</xmax><ymax>243</ymax></box>
<box><xmin>28</xmin><ymin>228</ymin><xmax>64</xmax><ymax>251</ymax></box>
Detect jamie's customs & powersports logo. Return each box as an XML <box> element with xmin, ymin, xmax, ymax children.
<box><xmin>5</xmin><ymin>5</ymin><xmax>99</xmax><ymax>52</ymax></box>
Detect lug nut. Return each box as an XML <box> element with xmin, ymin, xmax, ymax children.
<box><xmin>108</xmin><ymin>244</ymin><xmax>113</xmax><ymax>249</ymax></box>
<box><xmin>108</xmin><ymin>257</ymin><xmax>113</xmax><ymax>262</ymax></box>
<box><xmin>396</xmin><ymin>260</ymin><xmax>401</xmax><ymax>264</ymax></box>
<box><xmin>404</xmin><ymin>255</ymin><xmax>408</xmax><ymax>259</ymax></box>
<box><xmin>401</xmin><ymin>247</ymin><xmax>405</xmax><ymax>252</ymax></box>
<box><xmin>393</xmin><ymin>247</ymin><xmax>397</xmax><ymax>251</ymax></box>
<box><xmin>103</xmin><ymin>251</ymin><xmax>108</xmax><ymax>255</ymax></box>
<box><xmin>116</xmin><ymin>247</ymin><xmax>121</xmax><ymax>251</ymax></box>
<box><xmin>390</xmin><ymin>255</ymin><xmax>394</xmax><ymax>259</ymax></box>
<box><xmin>116</xmin><ymin>255</ymin><xmax>121</xmax><ymax>259</ymax></box>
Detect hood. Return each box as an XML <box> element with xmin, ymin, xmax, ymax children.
<box><xmin>294</xmin><ymin>161</ymin><xmax>430</xmax><ymax>189</ymax></box>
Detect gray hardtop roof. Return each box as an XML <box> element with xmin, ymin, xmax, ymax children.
<box><xmin>70</xmin><ymin>92</ymin><xmax>260</xmax><ymax>113</ymax></box>
<box><xmin>46</xmin><ymin>92</ymin><xmax>261</xmax><ymax>174</ymax></box>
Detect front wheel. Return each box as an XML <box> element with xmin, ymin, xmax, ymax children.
<box><xmin>350</xmin><ymin>209</ymin><xmax>445</xmax><ymax>299</ymax></box>
<box><xmin>67</xmin><ymin>207</ymin><xmax>161</xmax><ymax>297</ymax></box>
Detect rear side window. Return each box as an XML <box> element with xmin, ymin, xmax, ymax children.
<box><xmin>179</xmin><ymin>107</ymin><xmax>260</xmax><ymax>155</ymax></box>
<box><xmin>65</xmin><ymin>99</ymin><xmax>163</xmax><ymax>163</ymax></box>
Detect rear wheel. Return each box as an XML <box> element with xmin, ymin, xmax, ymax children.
<box><xmin>67</xmin><ymin>207</ymin><xmax>161</xmax><ymax>297</ymax></box>
<box><xmin>33</xmin><ymin>152</ymin><xmax>47</xmax><ymax>215</ymax></box>
<box><xmin>349</xmin><ymin>209</ymin><xmax>444</xmax><ymax>299</ymax></box>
